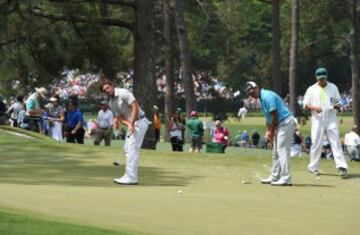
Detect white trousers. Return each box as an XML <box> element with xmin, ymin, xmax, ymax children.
<box><xmin>122</xmin><ymin>118</ymin><xmax>149</xmax><ymax>182</ymax></box>
<box><xmin>50</xmin><ymin>122</ymin><xmax>63</xmax><ymax>141</ymax></box>
<box><xmin>308</xmin><ymin>111</ymin><xmax>348</xmax><ymax>172</ymax></box>
<box><xmin>271</xmin><ymin>116</ymin><xmax>296</xmax><ymax>182</ymax></box>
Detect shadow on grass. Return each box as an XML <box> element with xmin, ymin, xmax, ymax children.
<box><xmin>291</xmin><ymin>184</ymin><xmax>335</xmax><ymax>188</ymax></box>
<box><xmin>0</xmin><ymin>162</ymin><xmax>200</xmax><ymax>187</ymax></box>
<box><xmin>342</xmin><ymin>173</ymin><xmax>360</xmax><ymax>179</ymax></box>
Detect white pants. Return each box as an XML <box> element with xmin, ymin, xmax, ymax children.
<box><xmin>308</xmin><ymin>110</ymin><xmax>348</xmax><ymax>172</ymax></box>
<box><xmin>122</xmin><ymin>118</ymin><xmax>149</xmax><ymax>182</ymax></box>
<box><xmin>271</xmin><ymin>116</ymin><xmax>296</xmax><ymax>182</ymax></box>
<box><xmin>50</xmin><ymin>122</ymin><xmax>63</xmax><ymax>141</ymax></box>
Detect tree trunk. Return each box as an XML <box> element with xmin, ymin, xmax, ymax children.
<box><xmin>171</xmin><ymin>0</ymin><xmax>196</xmax><ymax>117</ymax></box>
<box><xmin>349</xmin><ymin>0</ymin><xmax>360</xmax><ymax>130</ymax></box>
<box><xmin>289</xmin><ymin>0</ymin><xmax>299</xmax><ymax>115</ymax></box>
<box><xmin>164</xmin><ymin>0</ymin><xmax>175</xmax><ymax>140</ymax></box>
<box><xmin>134</xmin><ymin>0</ymin><xmax>157</xmax><ymax>149</ymax></box>
<box><xmin>272</xmin><ymin>0</ymin><xmax>282</xmax><ymax>95</ymax></box>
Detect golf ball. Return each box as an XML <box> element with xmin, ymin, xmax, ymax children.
<box><xmin>177</xmin><ymin>190</ymin><xmax>183</xmax><ymax>194</ymax></box>
<box><xmin>316</xmin><ymin>177</ymin><xmax>320</xmax><ymax>181</ymax></box>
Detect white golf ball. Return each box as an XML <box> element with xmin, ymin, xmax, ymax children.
<box><xmin>177</xmin><ymin>190</ymin><xmax>183</xmax><ymax>194</ymax></box>
<box><xmin>316</xmin><ymin>177</ymin><xmax>320</xmax><ymax>181</ymax></box>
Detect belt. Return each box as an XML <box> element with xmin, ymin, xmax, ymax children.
<box><xmin>138</xmin><ymin>115</ymin><xmax>146</xmax><ymax>120</ymax></box>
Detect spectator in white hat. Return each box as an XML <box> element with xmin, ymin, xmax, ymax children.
<box><xmin>25</xmin><ymin>87</ymin><xmax>48</xmax><ymax>132</ymax></box>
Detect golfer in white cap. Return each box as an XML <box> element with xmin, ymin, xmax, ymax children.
<box><xmin>245</xmin><ymin>81</ymin><xmax>296</xmax><ymax>186</ymax></box>
<box><xmin>303</xmin><ymin>67</ymin><xmax>348</xmax><ymax>177</ymax></box>
<box><xmin>100</xmin><ymin>79</ymin><xmax>149</xmax><ymax>185</ymax></box>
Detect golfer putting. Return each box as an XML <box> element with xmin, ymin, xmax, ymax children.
<box><xmin>245</xmin><ymin>81</ymin><xmax>296</xmax><ymax>186</ymax></box>
<box><xmin>100</xmin><ymin>79</ymin><xmax>149</xmax><ymax>185</ymax></box>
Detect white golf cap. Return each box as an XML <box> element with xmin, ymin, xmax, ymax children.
<box><xmin>35</xmin><ymin>87</ymin><xmax>48</xmax><ymax>98</ymax></box>
<box><xmin>244</xmin><ymin>81</ymin><xmax>258</xmax><ymax>96</ymax></box>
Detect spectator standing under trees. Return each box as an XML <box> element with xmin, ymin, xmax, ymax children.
<box><xmin>175</xmin><ymin>108</ymin><xmax>186</xmax><ymax>144</ymax></box>
<box><xmin>153</xmin><ymin>105</ymin><xmax>161</xmax><ymax>143</ymax></box>
<box><xmin>48</xmin><ymin>96</ymin><xmax>65</xmax><ymax>141</ymax></box>
<box><xmin>94</xmin><ymin>100</ymin><xmax>114</xmax><ymax>146</ymax></box>
<box><xmin>187</xmin><ymin>111</ymin><xmax>204</xmax><ymax>153</ymax></box>
<box><xmin>64</xmin><ymin>100</ymin><xmax>85</xmax><ymax>144</ymax></box>
<box><xmin>6</xmin><ymin>96</ymin><xmax>24</xmax><ymax>127</ymax></box>
<box><xmin>25</xmin><ymin>87</ymin><xmax>48</xmax><ymax>132</ymax></box>
<box><xmin>237</xmin><ymin>105</ymin><xmax>248</xmax><ymax>121</ymax></box>
<box><xmin>168</xmin><ymin>112</ymin><xmax>185</xmax><ymax>152</ymax></box>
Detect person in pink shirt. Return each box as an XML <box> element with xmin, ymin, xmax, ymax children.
<box><xmin>213</xmin><ymin>120</ymin><xmax>230</xmax><ymax>151</ymax></box>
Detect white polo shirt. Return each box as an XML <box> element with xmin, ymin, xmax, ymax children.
<box><xmin>96</xmin><ymin>109</ymin><xmax>114</xmax><ymax>128</ymax></box>
<box><xmin>344</xmin><ymin>131</ymin><xmax>360</xmax><ymax>146</ymax></box>
<box><xmin>303</xmin><ymin>82</ymin><xmax>341</xmax><ymax>115</ymax></box>
<box><xmin>108</xmin><ymin>88</ymin><xmax>145</xmax><ymax>121</ymax></box>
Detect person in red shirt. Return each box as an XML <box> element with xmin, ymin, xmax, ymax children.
<box><xmin>213</xmin><ymin>120</ymin><xmax>230</xmax><ymax>152</ymax></box>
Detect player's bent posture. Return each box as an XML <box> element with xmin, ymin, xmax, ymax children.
<box><xmin>100</xmin><ymin>79</ymin><xmax>149</xmax><ymax>185</ymax></box>
<box><xmin>303</xmin><ymin>67</ymin><xmax>348</xmax><ymax>177</ymax></box>
<box><xmin>245</xmin><ymin>81</ymin><xmax>296</xmax><ymax>186</ymax></box>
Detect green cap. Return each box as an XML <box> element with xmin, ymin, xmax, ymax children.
<box><xmin>315</xmin><ymin>67</ymin><xmax>328</xmax><ymax>80</ymax></box>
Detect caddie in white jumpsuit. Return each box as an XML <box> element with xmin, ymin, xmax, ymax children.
<box><xmin>245</xmin><ymin>81</ymin><xmax>296</xmax><ymax>186</ymax></box>
<box><xmin>101</xmin><ymin>80</ymin><xmax>149</xmax><ymax>185</ymax></box>
<box><xmin>303</xmin><ymin>67</ymin><xmax>348</xmax><ymax>177</ymax></box>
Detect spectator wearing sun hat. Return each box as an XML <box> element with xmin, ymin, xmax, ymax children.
<box><xmin>48</xmin><ymin>95</ymin><xmax>65</xmax><ymax>141</ymax></box>
<box><xmin>186</xmin><ymin>111</ymin><xmax>204</xmax><ymax>152</ymax></box>
<box><xmin>25</xmin><ymin>87</ymin><xmax>48</xmax><ymax>132</ymax></box>
<box><xmin>212</xmin><ymin>120</ymin><xmax>229</xmax><ymax>151</ymax></box>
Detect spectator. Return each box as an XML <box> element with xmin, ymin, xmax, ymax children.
<box><xmin>168</xmin><ymin>112</ymin><xmax>185</xmax><ymax>152</ymax></box>
<box><xmin>94</xmin><ymin>100</ymin><xmax>114</xmax><ymax>146</ymax></box>
<box><xmin>251</xmin><ymin>130</ymin><xmax>260</xmax><ymax>148</ymax></box>
<box><xmin>25</xmin><ymin>87</ymin><xmax>48</xmax><ymax>132</ymax></box>
<box><xmin>48</xmin><ymin>96</ymin><xmax>65</xmax><ymax>141</ymax></box>
<box><xmin>237</xmin><ymin>106</ymin><xmax>247</xmax><ymax>122</ymax></box>
<box><xmin>186</xmin><ymin>111</ymin><xmax>204</xmax><ymax>153</ymax></box>
<box><xmin>235</xmin><ymin>131</ymin><xmax>242</xmax><ymax>147</ymax></box>
<box><xmin>153</xmin><ymin>105</ymin><xmax>161</xmax><ymax>143</ymax></box>
<box><xmin>344</xmin><ymin>126</ymin><xmax>360</xmax><ymax>162</ymax></box>
<box><xmin>212</xmin><ymin>120</ymin><xmax>230</xmax><ymax>151</ymax></box>
<box><xmin>175</xmin><ymin>108</ymin><xmax>186</xmax><ymax>144</ymax></box>
<box><xmin>240</xmin><ymin>130</ymin><xmax>250</xmax><ymax>148</ymax></box>
<box><xmin>42</xmin><ymin>103</ymin><xmax>52</xmax><ymax>135</ymax></box>
<box><xmin>64</xmin><ymin>100</ymin><xmax>85</xmax><ymax>144</ymax></box>
<box><xmin>0</xmin><ymin>97</ymin><xmax>7</xmax><ymax>125</ymax></box>
<box><xmin>305</xmin><ymin>136</ymin><xmax>312</xmax><ymax>153</ymax></box>
<box><xmin>6</xmin><ymin>95</ymin><xmax>24</xmax><ymax>127</ymax></box>
<box><xmin>291</xmin><ymin>128</ymin><xmax>304</xmax><ymax>157</ymax></box>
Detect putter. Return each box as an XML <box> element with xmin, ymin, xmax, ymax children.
<box><xmin>113</xmin><ymin>147</ymin><xmax>125</xmax><ymax>166</ymax></box>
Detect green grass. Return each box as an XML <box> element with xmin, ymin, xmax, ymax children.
<box><xmin>0</xmin><ymin>210</ymin><xmax>131</xmax><ymax>235</ymax></box>
<box><xmin>1</xmin><ymin>119</ymin><xmax>360</xmax><ymax>235</ymax></box>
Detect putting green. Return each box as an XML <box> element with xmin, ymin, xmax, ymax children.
<box><xmin>0</xmin><ymin>127</ymin><xmax>359</xmax><ymax>235</ymax></box>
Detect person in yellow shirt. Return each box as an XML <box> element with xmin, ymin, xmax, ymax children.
<box><xmin>153</xmin><ymin>105</ymin><xmax>161</xmax><ymax>142</ymax></box>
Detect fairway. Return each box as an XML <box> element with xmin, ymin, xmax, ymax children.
<box><xmin>0</xmin><ymin>127</ymin><xmax>359</xmax><ymax>235</ymax></box>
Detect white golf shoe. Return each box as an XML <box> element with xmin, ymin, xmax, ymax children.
<box><xmin>113</xmin><ymin>177</ymin><xmax>138</xmax><ymax>185</ymax></box>
<box><xmin>271</xmin><ymin>178</ymin><xmax>292</xmax><ymax>186</ymax></box>
<box><xmin>260</xmin><ymin>176</ymin><xmax>277</xmax><ymax>184</ymax></box>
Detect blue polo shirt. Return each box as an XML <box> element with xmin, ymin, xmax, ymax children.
<box><xmin>66</xmin><ymin>108</ymin><xmax>84</xmax><ymax>129</ymax></box>
<box><xmin>260</xmin><ymin>89</ymin><xmax>292</xmax><ymax>126</ymax></box>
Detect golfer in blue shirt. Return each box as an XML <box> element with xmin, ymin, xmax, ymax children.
<box><xmin>244</xmin><ymin>81</ymin><xmax>296</xmax><ymax>186</ymax></box>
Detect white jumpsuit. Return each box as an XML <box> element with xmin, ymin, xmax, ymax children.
<box><xmin>303</xmin><ymin>82</ymin><xmax>348</xmax><ymax>172</ymax></box>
